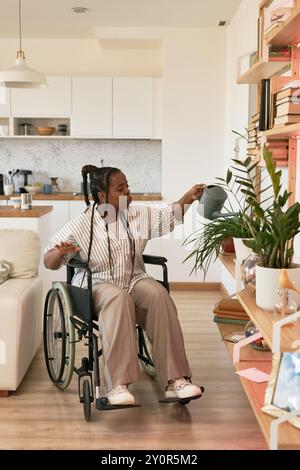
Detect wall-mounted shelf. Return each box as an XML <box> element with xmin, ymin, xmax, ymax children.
<box><xmin>237</xmin><ymin>289</ymin><xmax>300</xmax><ymax>352</ymax></box>
<box><xmin>217</xmin><ymin>322</ymin><xmax>299</xmax><ymax>450</ymax></box>
<box><xmin>262</xmin><ymin>123</ymin><xmax>300</xmax><ymax>138</ymax></box>
<box><xmin>237</xmin><ymin>59</ymin><xmax>290</xmax><ymax>85</ymax></box>
<box><xmin>219</xmin><ymin>253</ymin><xmax>236</xmax><ymax>278</ymax></box>
<box><xmin>266</xmin><ymin>9</ymin><xmax>300</xmax><ymax>46</ymax></box>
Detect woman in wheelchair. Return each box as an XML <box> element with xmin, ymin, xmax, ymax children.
<box><xmin>44</xmin><ymin>165</ymin><xmax>205</xmax><ymax>409</ymax></box>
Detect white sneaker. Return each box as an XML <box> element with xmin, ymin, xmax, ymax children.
<box><xmin>106</xmin><ymin>385</ymin><xmax>135</xmax><ymax>405</ymax></box>
<box><xmin>165</xmin><ymin>378</ymin><xmax>202</xmax><ymax>400</ymax></box>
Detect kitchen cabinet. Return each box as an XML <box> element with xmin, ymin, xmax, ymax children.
<box><xmin>11</xmin><ymin>77</ymin><xmax>71</xmax><ymax>117</ymax></box>
<box><xmin>153</xmin><ymin>78</ymin><xmax>163</xmax><ymax>139</ymax></box>
<box><xmin>0</xmin><ymin>87</ymin><xmax>10</xmax><ymax>117</ymax></box>
<box><xmin>113</xmin><ymin>78</ymin><xmax>153</xmax><ymax>138</ymax></box>
<box><xmin>31</xmin><ymin>200</ymin><xmax>69</xmax><ymax>236</ymax></box>
<box><xmin>69</xmin><ymin>200</ymin><xmax>86</xmax><ymax>219</ymax></box>
<box><xmin>71</xmin><ymin>77</ymin><xmax>112</xmax><ymax>138</ymax></box>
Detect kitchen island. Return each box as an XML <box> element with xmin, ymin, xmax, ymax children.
<box><xmin>0</xmin><ymin>206</ymin><xmax>53</xmax><ymax>295</ymax></box>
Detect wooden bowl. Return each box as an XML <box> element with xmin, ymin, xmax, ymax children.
<box><xmin>36</xmin><ymin>126</ymin><xmax>55</xmax><ymax>136</ymax></box>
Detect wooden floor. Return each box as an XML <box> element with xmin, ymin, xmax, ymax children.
<box><xmin>0</xmin><ymin>290</ymin><xmax>267</xmax><ymax>450</ymax></box>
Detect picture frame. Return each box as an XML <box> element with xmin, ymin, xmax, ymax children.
<box><xmin>262</xmin><ymin>352</ymin><xmax>300</xmax><ymax>429</ymax></box>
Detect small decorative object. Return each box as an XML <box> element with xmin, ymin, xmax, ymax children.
<box><xmin>21</xmin><ymin>193</ymin><xmax>32</xmax><ymax>210</ymax></box>
<box><xmin>9</xmin><ymin>196</ymin><xmax>21</xmax><ymax>208</ymax></box>
<box><xmin>58</xmin><ymin>124</ymin><xmax>67</xmax><ymax>136</ymax></box>
<box><xmin>244</xmin><ymin>320</ymin><xmax>270</xmax><ymax>351</ymax></box>
<box><xmin>36</xmin><ymin>126</ymin><xmax>55</xmax><ymax>136</ymax></box>
<box><xmin>241</xmin><ymin>253</ymin><xmax>259</xmax><ymax>293</ymax></box>
<box><xmin>273</xmin><ymin>269</ymin><xmax>300</xmax><ymax>318</ymax></box>
<box><xmin>50</xmin><ymin>177</ymin><xmax>59</xmax><ymax>193</ymax></box>
<box><xmin>19</xmin><ymin>122</ymin><xmax>32</xmax><ymax>136</ymax></box>
<box><xmin>263</xmin><ymin>352</ymin><xmax>300</xmax><ymax>430</ymax></box>
<box><xmin>43</xmin><ymin>184</ymin><xmax>52</xmax><ymax>194</ymax></box>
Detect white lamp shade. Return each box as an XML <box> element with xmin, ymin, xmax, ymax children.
<box><xmin>0</xmin><ymin>57</ymin><xmax>47</xmax><ymax>88</ymax></box>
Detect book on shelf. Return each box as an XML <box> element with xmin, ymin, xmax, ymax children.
<box><xmin>276</xmin><ymin>87</ymin><xmax>300</xmax><ymax>101</ymax></box>
<box><xmin>213</xmin><ymin>316</ymin><xmax>248</xmax><ymax>326</ymax></box>
<box><xmin>276</xmin><ymin>102</ymin><xmax>300</xmax><ymax>116</ymax></box>
<box><xmin>268</xmin><ymin>148</ymin><xmax>288</xmax><ymax>158</ymax></box>
<box><xmin>215</xmin><ymin>296</ymin><xmax>246</xmax><ymax>313</ymax></box>
<box><xmin>266</xmin><ymin>139</ymin><xmax>289</xmax><ymax>148</ymax></box>
<box><xmin>274</xmin><ymin>114</ymin><xmax>300</xmax><ymax>125</ymax></box>
<box><xmin>276</xmin><ymin>96</ymin><xmax>300</xmax><ymax>106</ymax></box>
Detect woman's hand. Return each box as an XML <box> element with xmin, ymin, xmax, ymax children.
<box><xmin>185</xmin><ymin>184</ymin><xmax>206</xmax><ymax>203</ymax></box>
<box><xmin>54</xmin><ymin>241</ymin><xmax>81</xmax><ymax>254</ymax></box>
<box><xmin>44</xmin><ymin>242</ymin><xmax>80</xmax><ymax>270</ymax></box>
<box><xmin>173</xmin><ymin>184</ymin><xmax>206</xmax><ymax>220</ymax></box>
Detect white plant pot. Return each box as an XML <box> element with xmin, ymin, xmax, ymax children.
<box><xmin>233</xmin><ymin>238</ymin><xmax>253</xmax><ymax>262</ymax></box>
<box><xmin>256</xmin><ymin>265</ymin><xmax>300</xmax><ymax>312</ymax></box>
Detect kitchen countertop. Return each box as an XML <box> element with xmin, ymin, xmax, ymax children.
<box><xmin>0</xmin><ymin>192</ymin><xmax>162</xmax><ymax>201</ymax></box>
<box><xmin>0</xmin><ymin>206</ymin><xmax>53</xmax><ymax>218</ymax></box>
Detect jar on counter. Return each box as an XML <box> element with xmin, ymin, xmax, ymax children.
<box><xmin>50</xmin><ymin>177</ymin><xmax>59</xmax><ymax>193</ymax></box>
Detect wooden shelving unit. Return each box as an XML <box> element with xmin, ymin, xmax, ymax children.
<box><xmin>266</xmin><ymin>9</ymin><xmax>300</xmax><ymax>46</ymax></box>
<box><xmin>218</xmin><ymin>259</ymin><xmax>300</xmax><ymax>449</ymax></box>
<box><xmin>217</xmin><ymin>322</ymin><xmax>299</xmax><ymax>449</ymax></box>
<box><xmin>237</xmin><ymin>59</ymin><xmax>290</xmax><ymax>85</ymax></box>
<box><xmin>262</xmin><ymin>122</ymin><xmax>300</xmax><ymax>138</ymax></box>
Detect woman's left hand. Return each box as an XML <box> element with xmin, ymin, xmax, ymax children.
<box><xmin>186</xmin><ymin>184</ymin><xmax>206</xmax><ymax>203</ymax></box>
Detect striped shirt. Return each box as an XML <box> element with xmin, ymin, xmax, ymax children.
<box><xmin>45</xmin><ymin>204</ymin><xmax>181</xmax><ymax>292</ymax></box>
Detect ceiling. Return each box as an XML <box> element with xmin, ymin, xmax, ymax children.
<box><xmin>0</xmin><ymin>0</ymin><xmax>241</xmax><ymax>38</ymax></box>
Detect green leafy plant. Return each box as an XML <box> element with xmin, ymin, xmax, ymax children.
<box><xmin>184</xmin><ymin>146</ymin><xmax>300</xmax><ymax>276</ymax></box>
<box><xmin>183</xmin><ymin>212</ymin><xmax>251</xmax><ymax>277</ymax></box>
<box><xmin>233</xmin><ymin>148</ymin><xmax>300</xmax><ymax>268</ymax></box>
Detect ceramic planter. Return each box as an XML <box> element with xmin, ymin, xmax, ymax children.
<box><xmin>256</xmin><ymin>265</ymin><xmax>300</xmax><ymax>312</ymax></box>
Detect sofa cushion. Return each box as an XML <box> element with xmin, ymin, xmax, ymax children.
<box><xmin>0</xmin><ymin>230</ymin><xmax>41</xmax><ymax>278</ymax></box>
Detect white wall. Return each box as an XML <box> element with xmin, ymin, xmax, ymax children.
<box><xmin>0</xmin><ymin>38</ymin><xmax>162</xmax><ymax>76</ymax></box>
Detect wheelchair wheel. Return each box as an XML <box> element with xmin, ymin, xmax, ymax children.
<box><xmin>137</xmin><ymin>328</ymin><xmax>156</xmax><ymax>378</ymax></box>
<box><xmin>83</xmin><ymin>379</ymin><xmax>91</xmax><ymax>422</ymax></box>
<box><xmin>43</xmin><ymin>282</ymin><xmax>75</xmax><ymax>390</ymax></box>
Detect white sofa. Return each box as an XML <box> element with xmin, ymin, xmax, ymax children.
<box><xmin>0</xmin><ymin>230</ymin><xmax>43</xmax><ymax>393</ymax></box>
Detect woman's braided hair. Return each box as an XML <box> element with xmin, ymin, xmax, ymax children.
<box><xmin>80</xmin><ymin>165</ymin><xmax>135</xmax><ymax>287</ymax></box>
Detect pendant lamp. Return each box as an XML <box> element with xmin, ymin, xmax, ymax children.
<box><xmin>0</xmin><ymin>0</ymin><xmax>47</xmax><ymax>88</ymax></box>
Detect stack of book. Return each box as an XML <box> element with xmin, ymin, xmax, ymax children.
<box><xmin>266</xmin><ymin>139</ymin><xmax>289</xmax><ymax>166</ymax></box>
<box><xmin>269</xmin><ymin>45</ymin><xmax>291</xmax><ymax>62</ymax></box>
<box><xmin>274</xmin><ymin>87</ymin><xmax>300</xmax><ymax>126</ymax></box>
<box><xmin>247</xmin><ymin>112</ymin><xmax>260</xmax><ymax>157</ymax></box>
<box><xmin>213</xmin><ymin>295</ymin><xmax>250</xmax><ymax>325</ymax></box>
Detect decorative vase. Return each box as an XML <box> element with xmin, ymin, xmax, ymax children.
<box><xmin>256</xmin><ymin>265</ymin><xmax>300</xmax><ymax>312</ymax></box>
<box><xmin>233</xmin><ymin>237</ymin><xmax>253</xmax><ymax>261</ymax></box>
<box><xmin>244</xmin><ymin>320</ymin><xmax>270</xmax><ymax>351</ymax></box>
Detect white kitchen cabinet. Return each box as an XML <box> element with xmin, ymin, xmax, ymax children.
<box><xmin>71</xmin><ymin>77</ymin><xmax>112</xmax><ymax>138</ymax></box>
<box><xmin>33</xmin><ymin>200</ymin><xmax>69</xmax><ymax>235</ymax></box>
<box><xmin>113</xmin><ymin>78</ymin><xmax>153</xmax><ymax>138</ymax></box>
<box><xmin>0</xmin><ymin>86</ymin><xmax>10</xmax><ymax>117</ymax></box>
<box><xmin>11</xmin><ymin>77</ymin><xmax>71</xmax><ymax>117</ymax></box>
<box><xmin>153</xmin><ymin>78</ymin><xmax>162</xmax><ymax>140</ymax></box>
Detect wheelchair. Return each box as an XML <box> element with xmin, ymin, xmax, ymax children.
<box><xmin>43</xmin><ymin>254</ymin><xmax>204</xmax><ymax>421</ymax></box>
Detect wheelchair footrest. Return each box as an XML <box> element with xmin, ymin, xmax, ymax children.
<box><xmin>96</xmin><ymin>397</ymin><xmax>141</xmax><ymax>410</ymax></box>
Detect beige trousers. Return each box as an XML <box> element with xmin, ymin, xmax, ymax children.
<box><xmin>92</xmin><ymin>277</ymin><xmax>192</xmax><ymax>392</ymax></box>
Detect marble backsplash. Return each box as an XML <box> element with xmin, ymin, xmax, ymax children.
<box><xmin>0</xmin><ymin>139</ymin><xmax>161</xmax><ymax>193</ymax></box>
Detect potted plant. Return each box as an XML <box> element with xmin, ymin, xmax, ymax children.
<box><xmin>183</xmin><ymin>209</ymin><xmax>252</xmax><ymax>279</ymax></box>
<box><xmin>232</xmin><ymin>148</ymin><xmax>300</xmax><ymax>311</ymax></box>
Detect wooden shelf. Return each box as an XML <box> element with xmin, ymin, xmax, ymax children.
<box><xmin>237</xmin><ymin>59</ymin><xmax>290</xmax><ymax>85</ymax></box>
<box><xmin>217</xmin><ymin>323</ymin><xmax>300</xmax><ymax>449</ymax></box>
<box><xmin>266</xmin><ymin>9</ymin><xmax>300</xmax><ymax>46</ymax></box>
<box><xmin>237</xmin><ymin>289</ymin><xmax>300</xmax><ymax>352</ymax></box>
<box><xmin>219</xmin><ymin>253</ymin><xmax>235</xmax><ymax>278</ymax></box>
<box><xmin>262</xmin><ymin>123</ymin><xmax>300</xmax><ymax>138</ymax></box>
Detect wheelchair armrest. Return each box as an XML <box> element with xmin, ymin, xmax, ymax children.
<box><xmin>142</xmin><ymin>254</ymin><xmax>168</xmax><ymax>266</ymax></box>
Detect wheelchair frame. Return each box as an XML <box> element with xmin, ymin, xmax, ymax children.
<box><xmin>43</xmin><ymin>254</ymin><xmax>172</xmax><ymax>421</ymax></box>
